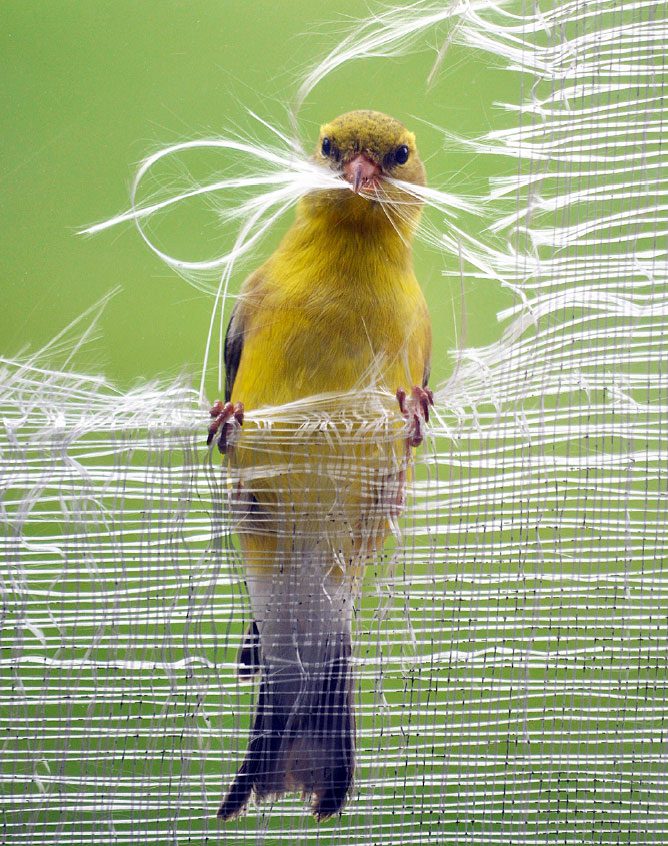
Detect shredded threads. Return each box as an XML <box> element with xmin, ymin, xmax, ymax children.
<box><xmin>2</xmin><ymin>0</ymin><xmax>667</xmax><ymax>841</ymax></box>
<box><xmin>80</xmin><ymin>122</ymin><xmax>479</xmax><ymax>400</ymax></box>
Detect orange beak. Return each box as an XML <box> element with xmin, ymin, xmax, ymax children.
<box><xmin>343</xmin><ymin>153</ymin><xmax>381</xmax><ymax>193</ymax></box>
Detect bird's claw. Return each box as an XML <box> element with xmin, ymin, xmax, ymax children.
<box><xmin>207</xmin><ymin>400</ymin><xmax>244</xmax><ymax>454</ymax></box>
<box><xmin>396</xmin><ymin>386</ymin><xmax>434</xmax><ymax>448</ymax></box>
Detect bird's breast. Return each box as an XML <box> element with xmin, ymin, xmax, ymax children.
<box><xmin>231</xmin><ymin>218</ymin><xmax>429</xmax><ymax>409</ymax></box>
<box><xmin>236</xmin><ymin>275</ymin><xmax>421</xmax><ymax>407</ymax></box>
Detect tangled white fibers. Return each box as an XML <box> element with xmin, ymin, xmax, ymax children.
<box><xmin>3</xmin><ymin>0</ymin><xmax>667</xmax><ymax>842</ymax></box>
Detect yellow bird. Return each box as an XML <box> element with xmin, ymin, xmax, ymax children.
<box><xmin>208</xmin><ymin>110</ymin><xmax>432</xmax><ymax>821</ymax></box>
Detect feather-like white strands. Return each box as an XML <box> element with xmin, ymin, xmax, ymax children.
<box><xmin>2</xmin><ymin>0</ymin><xmax>667</xmax><ymax>841</ymax></box>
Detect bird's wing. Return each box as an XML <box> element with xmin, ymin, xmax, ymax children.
<box><xmin>224</xmin><ymin>268</ymin><xmax>268</xmax><ymax>402</ymax></box>
<box><xmin>420</xmin><ymin>298</ymin><xmax>432</xmax><ymax>388</ymax></box>
<box><xmin>224</xmin><ymin>301</ymin><xmax>245</xmax><ymax>403</ymax></box>
<box><xmin>422</xmin><ymin>358</ymin><xmax>431</xmax><ymax>389</ymax></box>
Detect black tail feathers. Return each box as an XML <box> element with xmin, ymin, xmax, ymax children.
<box><xmin>237</xmin><ymin>620</ymin><xmax>261</xmax><ymax>678</ymax></box>
<box><xmin>219</xmin><ymin>634</ymin><xmax>355</xmax><ymax>821</ymax></box>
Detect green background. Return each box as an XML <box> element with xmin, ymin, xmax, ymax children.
<box><xmin>1</xmin><ymin>0</ymin><xmax>515</xmax><ymax>395</ymax></box>
<box><xmin>4</xmin><ymin>5</ymin><xmax>665</xmax><ymax>845</ymax></box>
<box><xmin>1</xmin><ymin>3</ymin><xmax>517</xmax><ymax>840</ymax></box>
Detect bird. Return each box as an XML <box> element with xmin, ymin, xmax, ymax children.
<box><xmin>208</xmin><ymin>110</ymin><xmax>432</xmax><ymax>821</ymax></box>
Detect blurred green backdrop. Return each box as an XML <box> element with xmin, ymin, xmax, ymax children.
<box><xmin>1</xmin><ymin>0</ymin><xmax>515</xmax><ymax>396</ymax></box>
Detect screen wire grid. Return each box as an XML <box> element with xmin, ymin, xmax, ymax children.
<box><xmin>2</xmin><ymin>0</ymin><xmax>666</xmax><ymax>843</ymax></box>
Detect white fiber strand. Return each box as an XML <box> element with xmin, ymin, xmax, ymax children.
<box><xmin>2</xmin><ymin>0</ymin><xmax>667</xmax><ymax>843</ymax></box>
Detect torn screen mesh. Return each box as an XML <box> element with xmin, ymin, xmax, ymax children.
<box><xmin>2</xmin><ymin>0</ymin><xmax>667</xmax><ymax>842</ymax></box>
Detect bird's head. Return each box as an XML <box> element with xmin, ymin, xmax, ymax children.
<box><xmin>303</xmin><ymin>110</ymin><xmax>426</xmax><ymax>236</ymax></box>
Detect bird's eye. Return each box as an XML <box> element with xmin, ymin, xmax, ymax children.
<box><xmin>394</xmin><ymin>145</ymin><xmax>410</xmax><ymax>165</ymax></box>
<box><xmin>321</xmin><ymin>138</ymin><xmax>332</xmax><ymax>157</ymax></box>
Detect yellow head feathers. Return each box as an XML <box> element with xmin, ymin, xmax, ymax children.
<box><xmin>317</xmin><ymin>110</ymin><xmax>426</xmax><ymax>188</ymax></box>
<box><xmin>305</xmin><ymin>110</ymin><xmax>426</xmax><ymax>233</ymax></box>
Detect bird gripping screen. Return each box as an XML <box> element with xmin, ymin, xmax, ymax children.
<box><xmin>2</xmin><ymin>0</ymin><xmax>667</xmax><ymax>843</ymax></box>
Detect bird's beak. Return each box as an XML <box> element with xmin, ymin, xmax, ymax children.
<box><xmin>343</xmin><ymin>153</ymin><xmax>381</xmax><ymax>194</ymax></box>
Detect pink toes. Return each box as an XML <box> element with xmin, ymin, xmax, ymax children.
<box><xmin>207</xmin><ymin>400</ymin><xmax>245</xmax><ymax>454</ymax></box>
<box><xmin>396</xmin><ymin>386</ymin><xmax>434</xmax><ymax>448</ymax></box>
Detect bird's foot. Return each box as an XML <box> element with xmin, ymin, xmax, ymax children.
<box><xmin>207</xmin><ymin>400</ymin><xmax>244</xmax><ymax>454</ymax></box>
<box><xmin>396</xmin><ymin>386</ymin><xmax>434</xmax><ymax>448</ymax></box>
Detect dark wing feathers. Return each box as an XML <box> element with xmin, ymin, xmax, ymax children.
<box><xmin>224</xmin><ymin>302</ymin><xmax>245</xmax><ymax>403</ymax></box>
<box><xmin>422</xmin><ymin>359</ymin><xmax>431</xmax><ymax>389</ymax></box>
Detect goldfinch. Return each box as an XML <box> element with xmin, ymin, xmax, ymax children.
<box><xmin>209</xmin><ymin>110</ymin><xmax>432</xmax><ymax>821</ymax></box>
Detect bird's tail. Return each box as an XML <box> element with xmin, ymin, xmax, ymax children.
<box><xmin>218</xmin><ymin>628</ymin><xmax>356</xmax><ymax>821</ymax></box>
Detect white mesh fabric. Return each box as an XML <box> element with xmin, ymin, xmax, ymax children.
<box><xmin>2</xmin><ymin>0</ymin><xmax>667</xmax><ymax>842</ymax></box>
